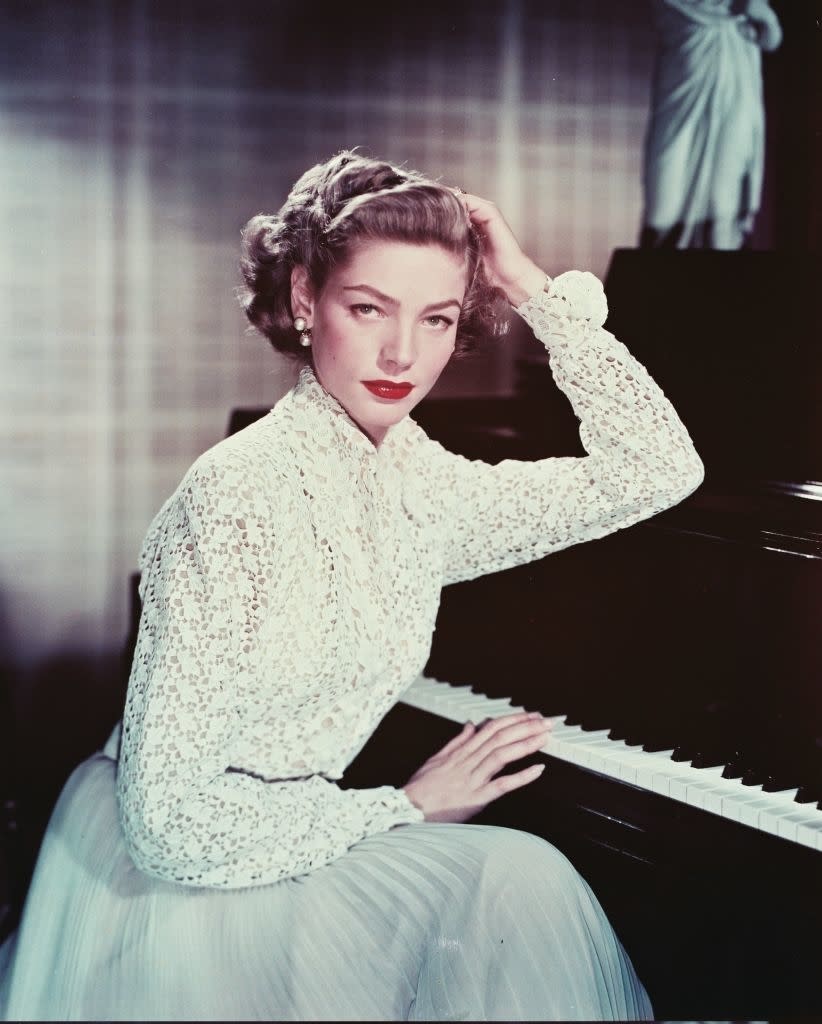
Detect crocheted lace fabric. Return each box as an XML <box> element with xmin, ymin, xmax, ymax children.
<box><xmin>116</xmin><ymin>271</ymin><xmax>704</xmax><ymax>889</ymax></box>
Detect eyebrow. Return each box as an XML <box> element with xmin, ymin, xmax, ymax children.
<box><xmin>343</xmin><ymin>284</ymin><xmax>462</xmax><ymax>314</ymax></box>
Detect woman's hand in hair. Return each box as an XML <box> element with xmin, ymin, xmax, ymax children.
<box><xmin>402</xmin><ymin>711</ymin><xmax>552</xmax><ymax>823</ymax></box>
<box><xmin>454</xmin><ymin>191</ymin><xmax>546</xmax><ymax>307</ymax></box>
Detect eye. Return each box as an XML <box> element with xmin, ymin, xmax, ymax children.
<box><xmin>424</xmin><ymin>314</ymin><xmax>454</xmax><ymax>329</ymax></box>
<box><xmin>351</xmin><ymin>303</ymin><xmax>381</xmax><ymax>318</ymax></box>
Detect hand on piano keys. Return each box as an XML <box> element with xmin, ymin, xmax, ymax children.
<box><xmin>402</xmin><ymin>711</ymin><xmax>553</xmax><ymax>823</ymax></box>
<box><xmin>401</xmin><ymin>674</ymin><xmax>822</xmax><ymax>853</ymax></box>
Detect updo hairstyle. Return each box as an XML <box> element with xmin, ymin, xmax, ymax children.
<box><xmin>238</xmin><ymin>150</ymin><xmax>508</xmax><ymax>359</ymax></box>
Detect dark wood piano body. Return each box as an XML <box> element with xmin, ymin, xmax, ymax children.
<box><xmin>341</xmin><ymin>250</ymin><xmax>822</xmax><ymax>1018</ymax></box>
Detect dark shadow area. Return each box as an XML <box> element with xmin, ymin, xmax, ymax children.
<box><xmin>3</xmin><ymin>645</ymin><xmax>127</xmax><ymax>938</ymax></box>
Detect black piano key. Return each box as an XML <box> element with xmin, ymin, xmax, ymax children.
<box><xmin>671</xmin><ymin>745</ymin><xmax>696</xmax><ymax>762</ymax></box>
<box><xmin>579</xmin><ymin>715</ymin><xmax>618</xmax><ymax>732</ymax></box>
<box><xmin>762</xmin><ymin>772</ymin><xmax>800</xmax><ymax>793</ymax></box>
<box><xmin>608</xmin><ymin>713</ymin><xmax>652</xmax><ymax>746</ymax></box>
<box><xmin>741</xmin><ymin>766</ymin><xmax>766</xmax><ymax>787</ymax></box>
<box><xmin>564</xmin><ymin>695</ymin><xmax>624</xmax><ymax>733</ymax></box>
<box><xmin>690</xmin><ymin>748</ymin><xmax>727</xmax><ymax>769</ymax></box>
<box><xmin>722</xmin><ymin>746</ymin><xmax>764</xmax><ymax>780</ymax></box>
<box><xmin>621</xmin><ymin>731</ymin><xmax>646</xmax><ymax>748</ymax></box>
<box><xmin>793</xmin><ymin>753</ymin><xmax>822</xmax><ymax>803</ymax></box>
<box><xmin>637</xmin><ymin>698</ymin><xmax>740</xmax><ymax>761</ymax></box>
<box><xmin>561</xmin><ymin>709</ymin><xmax>584</xmax><ymax>728</ymax></box>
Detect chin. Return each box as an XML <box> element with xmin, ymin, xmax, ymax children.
<box><xmin>366</xmin><ymin>407</ymin><xmax>406</xmax><ymax>430</ymax></box>
<box><xmin>353</xmin><ymin>401</ymin><xmax>409</xmax><ymax>440</ymax></box>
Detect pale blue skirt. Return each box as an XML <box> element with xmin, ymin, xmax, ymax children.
<box><xmin>0</xmin><ymin>750</ymin><xmax>652</xmax><ymax>1020</ymax></box>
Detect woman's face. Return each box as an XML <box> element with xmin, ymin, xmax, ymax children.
<box><xmin>291</xmin><ymin>239</ymin><xmax>468</xmax><ymax>446</ymax></box>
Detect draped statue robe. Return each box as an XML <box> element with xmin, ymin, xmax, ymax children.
<box><xmin>641</xmin><ymin>0</ymin><xmax>777</xmax><ymax>249</ymax></box>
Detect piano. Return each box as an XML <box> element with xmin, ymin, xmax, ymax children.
<box><xmin>338</xmin><ymin>250</ymin><xmax>822</xmax><ymax>1019</ymax></box>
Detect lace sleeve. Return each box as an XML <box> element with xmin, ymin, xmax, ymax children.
<box><xmin>415</xmin><ymin>271</ymin><xmax>704</xmax><ymax>587</ymax></box>
<box><xmin>116</xmin><ymin>456</ymin><xmax>423</xmax><ymax>891</ymax></box>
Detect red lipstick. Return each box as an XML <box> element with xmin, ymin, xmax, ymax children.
<box><xmin>362</xmin><ymin>380</ymin><xmax>414</xmax><ymax>401</ymax></box>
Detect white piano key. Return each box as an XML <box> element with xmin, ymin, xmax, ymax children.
<box><xmin>618</xmin><ymin>749</ymin><xmax>657</xmax><ymax>785</ymax></box>
<box><xmin>668</xmin><ymin>776</ymin><xmax>690</xmax><ymax>802</ymax></box>
<box><xmin>552</xmin><ymin>726</ymin><xmax>611</xmax><ymax>743</ymax></box>
<box><xmin>691</xmin><ymin>776</ymin><xmax>743</xmax><ymax>813</ymax></box>
<box><xmin>768</xmin><ymin>787</ymin><xmax>800</xmax><ymax>805</ymax></box>
<box><xmin>550</xmin><ymin>742</ymin><xmax>590</xmax><ymax>770</ymax></box>
<box><xmin>652</xmin><ymin>771</ymin><xmax>674</xmax><ymax>796</ymax></box>
<box><xmin>635</xmin><ymin>752</ymin><xmax>675</xmax><ymax>791</ymax></box>
<box><xmin>793</xmin><ymin>811</ymin><xmax>822</xmax><ymax>851</ymax></box>
<box><xmin>756</xmin><ymin>789</ymin><xmax>803</xmax><ymax>836</ymax></box>
<box><xmin>608</xmin><ymin>748</ymin><xmax>653</xmax><ymax>783</ymax></box>
<box><xmin>703</xmin><ymin>787</ymin><xmax>726</xmax><ymax>816</ymax></box>
<box><xmin>721</xmin><ymin>791</ymin><xmax>744</xmax><ymax>822</ymax></box>
<box><xmin>565</xmin><ymin>735</ymin><xmax>625</xmax><ymax>777</ymax></box>
<box><xmin>438</xmin><ymin>690</ymin><xmax>491</xmax><ymax>710</ymax></box>
<box><xmin>458</xmin><ymin>699</ymin><xmax>516</xmax><ymax>720</ymax></box>
<box><xmin>775</xmin><ymin>810</ymin><xmax>802</xmax><ymax>843</ymax></box>
<box><xmin>775</xmin><ymin>806</ymin><xmax>822</xmax><ymax>846</ymax></box>
<box><xmin>549</xmin><ymin>729</ymin><xmax>611</xmax><ymax>755</ymax></box>
<box><xmin>737</xmin><ymin>788</ymin><xmax>772</xmax><ymax>830</ymax></box>
<box><xmin>549</xmin><ymin>734</ymin><xmax>601</xmax><ymax>770</ymax></box>
<box><xmin>684</xmin><ymin>768</ymin><xmax>734</xmax><ymax>815</ymax></box>
<box><xmin>684</xmin><ymin>779</ymin><xmax>721</xmax><ymax>809</ymax></box>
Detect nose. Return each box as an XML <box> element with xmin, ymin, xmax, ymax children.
<box><xmin>379</xmin><ymin>321</ymin><xmax>417</xmax><ymax>374</ymax></box>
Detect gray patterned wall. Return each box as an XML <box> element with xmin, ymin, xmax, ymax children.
<box><xmin>0</xmin><ymin>0</ymin><xmax>673</xmax><ymax>667</ymax></box>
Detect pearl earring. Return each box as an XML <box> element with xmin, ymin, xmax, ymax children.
<box><xmin>293</xmin><ymin>316</ymin><xmax>312</xmax><ymax>347</ymax></box>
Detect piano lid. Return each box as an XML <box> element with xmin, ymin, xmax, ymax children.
<box><xmin>601</xmin><ymin>248</ymin><xmax>822</xmax><ymax>490</ymax></box>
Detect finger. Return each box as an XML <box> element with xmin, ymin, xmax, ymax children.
<box><xmin>462</xmin><ymin>194</ymin><xmax>505</xmax><ymax>229</ymax></box>
<box><xmin>482</xmin><ymin>762</ymin><xmax>546</xmax><ymax>800</ymax></box>
<box><xmin>470</xmin><ymin>713</ymin><xmax>547</xmax><ymax>732</ymax></box>
<box><xmin>472</xmin><ymin>730</ymin><xmax>552</xmax><ymax>781</ymax></box>
<box><xmin>474</xmin><ymin>710</ymin><xmax>543</xmax><ymax>733</ymax></box>
<box><xmin>468</xmin><ymin>716</ymin><xmax>551</xmax><ymax>758</ymax></box>
<box><xmin>449</xmin><ymin>189</ymin><xmax>496</xmax><ymax>223</ymax></box>
<box><xmin>457</xmin><ymin>712</ymin><xmax>541</xmax><ymax>757</ymax></box>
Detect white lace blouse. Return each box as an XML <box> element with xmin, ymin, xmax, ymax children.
<box><xmin>116</xmin><ymin>271</ymin><xmax>704</xmax><ymax>889</ymax></box>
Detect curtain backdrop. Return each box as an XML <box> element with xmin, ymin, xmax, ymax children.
<box><xmin>1</xmin><ymin>0</ymin><xmax>672</xmax><ymax>668</ymax></box>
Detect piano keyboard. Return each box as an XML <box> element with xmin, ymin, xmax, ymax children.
<box><xmin>401</xmin><ymin>674</ymin><xmax>822</xmax><ymax>853</ymax></box>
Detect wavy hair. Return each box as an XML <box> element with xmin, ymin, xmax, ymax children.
<box><xmin>237</xmin><ymin>150</ymin><xmax>509</xmax><ymax>359</ymax></box>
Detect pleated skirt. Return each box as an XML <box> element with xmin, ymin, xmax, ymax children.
<box><xmin>0</xmin><ymin>751</ymin><xmax>653</xmax><ymax>1021</ymax></box>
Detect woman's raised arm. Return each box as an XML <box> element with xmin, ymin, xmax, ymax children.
<box><xmin>415</xmin><ymin>271</ymin><xmax>703</xmax><ymax>586</ymax></box>
<box><xmin>407</xmin><ymin>195</ymin><xmax>704</xmax><ymax>586</ymax></box>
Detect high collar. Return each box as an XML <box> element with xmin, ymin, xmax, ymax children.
<box><xmin>287</xmin><ymin>364</ymin><xmax>412</xmax><ymax>463</ymax></box>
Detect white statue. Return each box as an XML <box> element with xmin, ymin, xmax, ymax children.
<box><xmin>640</xmin><ymin>0</ymin><xmax>782</xmax><ymax>249</ymax></box>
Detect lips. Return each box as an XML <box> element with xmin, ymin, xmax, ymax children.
<box><xmin>362</xmin><ymin>380</ymin><xmax>415</xmax><ymax>400</ymax></box>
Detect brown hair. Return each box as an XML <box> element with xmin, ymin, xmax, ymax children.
<box><xmin>238</xmin><ymin>150</ymin><xmax>508</xmax><ymax>359</ymax></box>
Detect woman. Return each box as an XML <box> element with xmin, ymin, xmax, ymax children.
<box><xmin>0</xmin><ymin>150</ymin><xmax>703</xmax><ymax>1020</ymax></box>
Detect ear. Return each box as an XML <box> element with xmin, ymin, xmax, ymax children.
<box><xmin>290</xmin><ymin>265</ymin><xmax>316</xmax><ymax>323</ymax></box>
